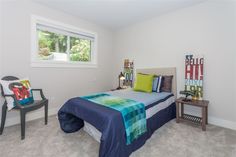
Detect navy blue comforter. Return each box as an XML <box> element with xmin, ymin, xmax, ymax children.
<box><xmin>58</xmin><ymin>97</ymin><xmax>176</xmax><ymax>157</ymax></box>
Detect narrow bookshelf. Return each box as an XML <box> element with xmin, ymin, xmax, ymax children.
<box><xmin>123</xmin><ymin>59</ymin><xmax>134</xmax><ymax>88</ymax></box>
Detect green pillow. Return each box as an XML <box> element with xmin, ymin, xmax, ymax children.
<box><xmin>133</xmin><ymin>73</ymin><xmax>154</xmax><ymax>93</ymax></box>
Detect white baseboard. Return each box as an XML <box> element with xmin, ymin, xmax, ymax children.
<box><xmin>4</xmin><ymin>107</ymin><xmax>58</xmax><ymax>127</ymax></box>
<box><xmin>184</xmin><ymin>111</ymin><xmax>236</xmax><ymax>130</ymax></box>
<box><xmin>208</xmin><ymin>116</ymin><xmax>236</xmax><ymax>131</ymax></box>
<box><xmin>4</xmin><ymin>108</ymin><xmax>236</xmax><ymax>131</ymax></box>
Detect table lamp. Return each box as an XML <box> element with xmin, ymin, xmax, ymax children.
<box><xmin>117</xmin><ymin>72</ymin><xmax>125</xmax><ymax>90</ymax></box>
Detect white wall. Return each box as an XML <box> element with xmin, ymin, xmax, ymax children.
<box><xmin>1</xmin><ymin>0</ymin><xmax>114</xmax><ymax>126</ymax></box>
<box><xmin>113</xmin><ymin>0</ymin><xmax>236</xmax><ymax>129</ymax></box>
<box><xmin>1</xmin><ymin>0</ymin><xmax>236</xmax><ymax>130</ymax></box>
<box><xmin>0</xmin><ymin>0</ymin><xmax>3</xmax><ymax>76</ymax></box>
<box><xmin>0</xmin><ymin>1</ymin><xmax>4</xmax><ymax>113</ymax></box>
<box><xmin>234</xmin><ymin>1</ymin><xmax>236</xmax><ymax>123</ymax></box>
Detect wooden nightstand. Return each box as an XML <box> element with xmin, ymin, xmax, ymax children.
<box><xmin>110</xmin><ymin>87</ymin><xmax>127</xmax><ymax>91</ymax></box>
<box><xmin>111</xmin><ymin>86</ymin><xmax>130</xmax><ymax>91</ymax></box>
<box><xmin>175</xmin><ymin>97</ymin><xmax>209</xmax><ymax>131</ymax></box>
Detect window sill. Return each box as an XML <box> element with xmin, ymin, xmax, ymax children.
<box><xmin>31</xmin><ymin>61</ymin><xmax>97</xmax><ymax>68</ymax></box>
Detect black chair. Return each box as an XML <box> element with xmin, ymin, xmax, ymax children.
<box><xmin>0</xmin><ymin>76</ymin><xmax>48</xmax><ymax>140</ymax></box>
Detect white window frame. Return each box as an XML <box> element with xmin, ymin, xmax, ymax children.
<box><xmin>31</xmin><ymin>15</ymin><xmax>97</xmax><ymax>68</ymax></box>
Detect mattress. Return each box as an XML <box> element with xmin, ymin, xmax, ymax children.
<box><xmin>83</xmin><ymin>89</ymin><xmax>175</xmax><ymax>142</ymax></box>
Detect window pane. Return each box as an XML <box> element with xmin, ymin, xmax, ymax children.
<box><xmin>70</xmin><ymin>36</ymin><xmax>91</xmax><ymax>62</ymax></box>
<box><xmin>37</xmin><ymin>29</ymin><xmax>67</xmax><ymax>61</ymax></box>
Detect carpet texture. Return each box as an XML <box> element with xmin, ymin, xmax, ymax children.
<box><xmin>0</xmin><ymin>116</ymin><xmax>235</xmax><ymax>157</ymax></box>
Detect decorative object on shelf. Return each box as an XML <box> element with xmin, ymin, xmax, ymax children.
<box><xmin>116</xmin><ymin>72</ymin><xmax>125</xmax><ymax>90</ymax></box>
<box><xmin>185</xmin><ymin>54</ymin><xmax>204</xmax><ymax>100</ymax></box>
<box><xmin>123</xmin><ymin>59</ymin><xmax>134</xmax><ymax>88</ymax></box>
<box><xmin>179</xmin><ymin>90</ymin><xmax>195</xmax><ymax>101</ymax></box>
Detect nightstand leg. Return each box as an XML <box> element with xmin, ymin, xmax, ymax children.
<box><xmin>181</xmin><ymin>103</ymin><xmax>184</xmax><ymax>118</ymax></box>
<box><xmin>176</xmin><ymin>103</ymin><xmax>180</xmax><ymax>123</ymax></box>
<box><xmin>206</xmin><ymin>106</ymin><xmax>208</xmax><ymax>124</ymax></box>
<box><xmin>202</xmin><ymin>107</ymin><xmax>206</xmax><ymax>131</ymax></box>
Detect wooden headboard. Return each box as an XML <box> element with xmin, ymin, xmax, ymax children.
<box><xmin>136</xmin><ymin>67</ymin><xmax>177</xmax><ymax>98</ymax></box>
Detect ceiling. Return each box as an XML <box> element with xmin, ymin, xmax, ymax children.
<box><xmin>32</xmin><ymin>0</ymin><xmax>207</xmax><ymax>30</ymax></box>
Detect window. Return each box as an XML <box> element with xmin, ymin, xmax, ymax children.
<box><xmin>31</xmin><ymin>15</ymin><xmax>97</xmax><ymax>68</ymax></box>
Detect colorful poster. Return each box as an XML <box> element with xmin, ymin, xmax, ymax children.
<box><xmin>185</xmin><ymin>54</ymin><xmax>204</xmax><ymax>100</ymax></box>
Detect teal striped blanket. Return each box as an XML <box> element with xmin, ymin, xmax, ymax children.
<box><xmin>82</xmin><ymin>93</ymin><xmax>147</xmax><ymax>145</ymax></box>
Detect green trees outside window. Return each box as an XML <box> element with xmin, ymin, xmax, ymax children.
<box><xmin>38</xmin><ymin>30</ymin><xmax>91</xmax><ymax>62</ymax></box>
<box><xmin>70</xmin><ymin>36</ymin><xmax>91</xmax><ymax>61</ymax></box>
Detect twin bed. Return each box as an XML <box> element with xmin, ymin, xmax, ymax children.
<box><xmin>58</xmin><ymin>67</ymin><xmax>177</xmax><ymax>157</ymax></box>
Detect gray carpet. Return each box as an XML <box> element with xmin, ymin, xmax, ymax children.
<box><xmin>0</xmin><ymin>116</ymin><xmax>236</xmax><ymax>157</ymax></box>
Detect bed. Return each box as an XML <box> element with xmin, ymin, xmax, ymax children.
<box><xmin>58</xmin><ymin>67</ymin><xmax>177</xmax><ymax>157</ymax></box>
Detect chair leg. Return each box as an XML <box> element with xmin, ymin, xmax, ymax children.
<box><xmin>0</xmin><ymin>101</ymin><xmax>7</xmax><ymax>135</ymax></box>
<box><xmin>44</xmin><ymin>103</ymin><xmax>48</xmax><ymax>125</ymax></box>
<box><xmin>20</xmin><ymin>110</ymin><xmax>26</xmax><ymax>140</ymax></box>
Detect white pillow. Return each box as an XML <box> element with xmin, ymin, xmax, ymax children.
<box><xmin>0</xmin><ymin>78</ymin><xmax>32</xmax><ymax>110</ymax></box>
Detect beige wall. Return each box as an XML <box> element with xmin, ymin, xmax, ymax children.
<box><xmin>1</xmin><ymin>0</ymin><xmax>114</xmax><ymax>126</ymax></box>
<box><xmin>113</xmin><ymin>0</ymin><xmax>236</xmax><ymax>129</ymax></box>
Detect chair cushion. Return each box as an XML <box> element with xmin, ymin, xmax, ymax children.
<box><xmin>0</xmin><ymin>78</ymin><xmax>34</xmax><ymax>110</ymax></box>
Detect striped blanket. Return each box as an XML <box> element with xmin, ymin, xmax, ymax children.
<box><xmin>82</xmin><ymin>93</ymin><xmax>147</xmax><ymax>145</ymax></box>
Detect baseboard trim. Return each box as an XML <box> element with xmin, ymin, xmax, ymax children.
<box><xmin>208</xmin><ymin>116</ymin><xmax>236</xmax><ymax>131</ymax></box>
<box><xmin>184</xmin><ymin>111</ymin><xmax>236</xmax><ymax>130</ymax></box>
<box><xmin>4</xmin><ymin>107</ymin><xmax>58</xmax><ymax>127</ymax></box>
<box><xmin>4</xmin><ymin>108</ymin><xmax>236</xmax><ymax>131</ymax></box>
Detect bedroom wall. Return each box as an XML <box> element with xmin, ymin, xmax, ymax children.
<box><xmin>0</xmin><ymin>1</ymin><xmax>3</xmax><ymax>107</ymax></box>
<box><xmin>234</xmin><ymin>2</ymin><xmax>236</xmax><ymax>123</ymax></box>
<box><xmin>0</xmin><ymin>1</ymin><xmax>2</xmax><ymax>74</ymax></box>
<box><xmin>112</xmin><ymin>0</ymin><xmax>236</xmax><ymax>129</ymax></box>
<box><xmin>1</xmin><ymin>0</ymin><xmax>114</xmax><ymax>126</ymax></box>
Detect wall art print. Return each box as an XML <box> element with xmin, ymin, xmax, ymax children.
<box><xmin>185</xmin><ymin>54</ymin><xmax>204</xmax><ymax>100</ymax></box>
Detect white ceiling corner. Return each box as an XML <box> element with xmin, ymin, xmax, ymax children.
<box><xmin>31</xmin><ymin>0</ymin><xmax>207</xmax><ymax>30</ymax></box>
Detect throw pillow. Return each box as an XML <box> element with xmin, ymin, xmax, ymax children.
<box><xmin>133</xmin><ymin>73</ymin><xmax>154</xmax><ymax>93</ymax></box>
<box><xmin>152</xmin><ymin>76</ymin><xmax>162</xmax><ymax>92</ymax></box>
<box><xmin>160</xmin><ymin>75</ymin><xmax>173</xmax><ymax>93</ymax></box>
<box><xmin>0</xmin><ymin>79</ymin><xmax>34</xmax><ymax>110</ymax></box>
